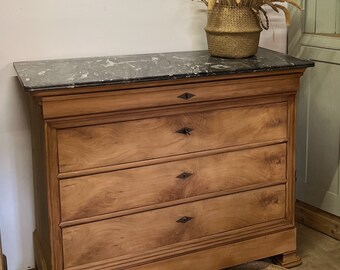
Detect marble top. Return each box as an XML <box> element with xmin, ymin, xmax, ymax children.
<box><xmin>13</xmin><ymin>48</ymin><xmax>314</xmax><ymax>91</ymax></box>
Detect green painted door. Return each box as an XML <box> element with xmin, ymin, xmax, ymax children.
<box><xmin>289</xmin><ymin>0</ymin><xmax>340</xmax><ymax>216</ymax></box>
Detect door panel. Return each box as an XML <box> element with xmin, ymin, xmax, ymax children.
<box><xmin>315</xmin><ymin>0</ymin><xmax>337</xmax><ymax>34</ymax></box>
<box><xmin>305</xmin><ymin>0</ymin><xmax>316</xmax><ymax>33</ymax></box>
<box><xmin>297</xmin><ymin>61</ymin><xmax>340</xmax><ymax>216</ymax></box>
<box><xmin>289</xmin><ymin>0</ymin><xmax>340</xmax><ymax>216</ymax></box>
<box><xmin>337</xmin><ymin>1</ymin><xmax>340</xmax><ymax>33</ymax></box>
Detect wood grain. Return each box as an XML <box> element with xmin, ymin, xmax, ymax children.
<box><xmin>296</xmin><ymin>200</ymin><xmax>340</xmax><ymax>240</ymax></box>
<box><xmin>34</xmin><ymin>231</ymin><xmax>48</xmax><ymax>270</ymax></box>
<box><xmin>29</xmin><ymin>97</ymin><xmax>52</xmax><ymax>270</ymax></box>
<box><xmin>25</xmin><ymin>69</ymin><xmax>306</xmax><ymax>270</ymax></box>
<box><xmin>294</xmin><ymin>223</ymin><xmax>340</xmax><ymax>270</ymax></box>
<box><xmin>58</xmin><ymin>139</ymin><xmax>288</xmax><ymax>180</ymax></box>
<box><xmin>286</xmin><ymin>96</ymin><xmax>297</xmax><ymax>225</ymax></box>
<box><xmin>125</xmin><ymin>229</ymin><xmax>297</xmax><ymax>270</ymax></box>
<box><xmin>60</xmin><ymin>143</ymin><xmax>287</xmax><ymax>221</ymax></box>
<box><xmin>42</xmin><ymin>75</ymin><xmax>299</xmax><ymax>119</ymax></box>
<box><xmin>45</xmin><ymin>125</ymin><xmax>63</xmax><ymax>269</ymax></box>
<box><xmin>49</xmin><ymin>95</ymin><xmax>293</xmax><ymax>131</ymax></box>
<box><xmin>62</xmin><ymin>185</ymin><xmax>286</xmax><ymax>268</ymax></box>
<box><xmin>31</xmin><ymin>69</ymin><xmax>304</xmax><ymax>99</ymax></box>
<box><xmin>64</xmin><ymin>222</ymin><xmax>293</xmax><ymax>270</ymax></box>
<box><xmin>274</xmin><ymin>250</ymin><xmax>302</xmax><ymax>268</ymax></box>
<box><xmin>57</xmin><ymin>102</ymin><xmax>288</xmax><ymax>173</ymax></box>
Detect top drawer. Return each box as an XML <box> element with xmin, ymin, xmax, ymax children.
<box><xmin>57</xmin><ymin>102</ymin><xmax>287</xmax><ymax>173</ymax></box>
<box><xmin>42</xmin><ymin>76</ymin><xmax>298</xmax><ymax>118</ymax></box>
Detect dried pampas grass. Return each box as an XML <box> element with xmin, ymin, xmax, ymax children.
<box><xmin>197</xmin><ymin>0</ymin><xmax>301</xmax><ymax>26</ymax></box>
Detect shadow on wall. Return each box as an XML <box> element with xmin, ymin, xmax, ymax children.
<box><xmin>259</xmin><ymin>7</ymin><xmax>288</xmax><ymax>53</ymax></box>
<box><xmin>190</xmin><ymin>2</ymin><xmax>208</xmax><ymax>50</ymax></box>
<box><xmin>0</xmin><ymin>63</ymin><xmax>35</xmax><ymax>269</ymax></box>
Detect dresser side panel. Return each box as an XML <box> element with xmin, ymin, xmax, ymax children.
<box><xmin>45</xmin><ymin>124</ymin><xmax>64</xmax><ymax>270</ymax></box>
<box><xmin>287</xmin><ymin>95</ymin><xmax>298</xmax><ymax>224</ymax></box>
<box><xmin>29</xmin><ymin>96</ymin><xmax>52</xmax><ymax>270</ymax></box>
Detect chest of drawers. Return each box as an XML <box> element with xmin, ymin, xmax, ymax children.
<box><xmin>14</xmin><ymin>49</ymin><xmax>313</xmax><ymax>270</ymax></box>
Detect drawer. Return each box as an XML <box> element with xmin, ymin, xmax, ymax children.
<box><xmin>42</xmin><ymin>75</ymin><xmax>299</xmax><ymax>118</ymax></box>
<box><xmin>60</xmin><ymin>144</ymin><xmax>287</xmax><ymax>221</ymax></box>
<box><xmin>62</xmin><ymin>185</ymin><xmax>286</xmax><ymax>268</ymax></box>
<box><xmin>57</xmin><ymin>102</ymin><xmax>288</xmax><ymax>173</ymax></box>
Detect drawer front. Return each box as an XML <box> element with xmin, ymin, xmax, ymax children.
<box><xmin>62</xmin><ymin>185</ymin><xmax>286</xmax><ymax>268</ymax></box>
<box><xmin>43</xmin><ymin>76</ymin><xmax>299</xmax><ymax>119</ymax></box>
<box><xmin>60</xmin><ymin>144</ymin><xmax>287</xmax><ymax>221</ymax></box>
<box><xmin>57</xmin><ymin>102</ymin><xmax>288</xmax><ymax>173</ymax></box>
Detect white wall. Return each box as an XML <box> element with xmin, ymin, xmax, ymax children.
<box><xmin>260</xmin><ymin>5</ymin><xmax>288</xmax><ymax>53</ymax></box>
<box><xmin>0</xmin><ymin>1</ymin><xmax>287</xmax><ymax>269</ymax></box>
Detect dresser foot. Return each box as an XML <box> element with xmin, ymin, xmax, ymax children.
<box><xmin>273</xmin><ymin>251</ymin><xmax>302</xmax><ymax>268</ymax></box>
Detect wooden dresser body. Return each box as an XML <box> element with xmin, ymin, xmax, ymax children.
<box><xmin>26</xmin><ymin>67</ymin><xmax>307</xmax><ymax>270</ymax></box>
<box><xmin>27</xmin><ymin>70</ymin><xmax>302</xmax><ymax>270</ymax></box>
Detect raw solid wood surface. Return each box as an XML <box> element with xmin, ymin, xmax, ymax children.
<box><xmin>42</xmin><ymin>74</ymin><xmax>299</xmax><ymax>119</ymax></box>
<box><xmin>45</xmin><ymin>125</ymin><xmax>63</xmax><ymax>269</ymax></box>
<box><xmin>57</xmin><ymin>102</ymin><xmax>288</xmax><ymax>173</ymax></box>
<box><xmin>26</xmin><ymin>69</ymin><xmax>306</xmax><ymax>270</ymax></box>
<box><xmin>126</xmin><ymin>229</ymin><xmax>297</xmax><ymax>270</ymax></box>
<box><xmin>29</xmin><ymin>97</ymin><xmax>52</xmax><ymax>269</ymax></box>
<box><xmin>62</xmin><ymin>184</ymin><xmax>286</xmax><ymax>268</ymax></box>
<box><xmin>274</xmin><ymin>251</ymin><xmax>302</xmax><ymax>268</ymax></box>
<box><xmin>64</xmin><ymin>222</ymin><xmax>294</xmax><ymax>270</ymax></box>
<box><xmin>296</xmin><ymin>200</ymin><xmax>340</xmax><ymax>240</ymax></box>
<box><xmin>49</xmin><ymin>95</ymin><xmax>292</xmax><ymax>131</ymax></box>
<box><xmin>60</xmin><ymin>143</ymin><xmax>287</xmax><ymax>221</ymax></box>
<box><xmin>34</xmin><ymin>231</ymin><xmax>48</xmax><ymax>270</ymax></box>
<box><xmin>294</xmin><ymin>223</ymin><xmax>340</xmax><ymax>270</ymax></box>
<box><xmin>286</xmin><ymin>96</ymin><xmax>297</xmax><ymax>225</ymax></box>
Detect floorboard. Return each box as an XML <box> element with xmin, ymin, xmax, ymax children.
<box><xmin>293</xmin><ymin>223</ymin><xmax>340</xmax><ymax>269</ymax></box>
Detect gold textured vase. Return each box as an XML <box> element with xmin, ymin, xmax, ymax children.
<box><xmin>205</xmin><ymin>7</ymin><xmax>262</xmax><ymax>58</ymax></box>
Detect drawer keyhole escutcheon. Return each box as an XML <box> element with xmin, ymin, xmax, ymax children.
<box><xmin>176</xmin><ymin>216</ymin><xmax>193</xmax><ymax>224</ymax></box>
<box><xmin>176</xmin><ymin>127</ymin><xmax>194</xmax><ymax>136</ymax></box>
<box><xmin>178</xmin><ymin>92</ymin><xmax>195</xmax><ymax>100</ymax></box>
<box><xmin>176</xmin><ymin>172</ymin><xmax>193</xmax><ymax>180</ymax></box>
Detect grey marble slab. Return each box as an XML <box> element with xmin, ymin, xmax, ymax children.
<box><xmin>13</xmin><ymin>48</ymin><xmax>314</xmax><ymax>91</ymax></box>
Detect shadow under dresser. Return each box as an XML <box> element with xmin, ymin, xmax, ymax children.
<box><xmin>14</xmin><ymin>49</ymin><xmax>314</xmax><ymax>270</ymax></box>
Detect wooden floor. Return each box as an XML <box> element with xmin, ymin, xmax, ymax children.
<box><xmin>293</xmin><ymin>223</ymin><xmax>340</xmax><ymax>269</ymax></box>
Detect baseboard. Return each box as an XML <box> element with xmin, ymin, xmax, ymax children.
<box><xmin>296</xmin><ymin>200</ymin><xmax>340</xmax><ymax>240</ymax></box>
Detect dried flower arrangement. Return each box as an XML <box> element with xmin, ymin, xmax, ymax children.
<box><xmin>194</xmin><ymin>0</ymin><xmax>301</xmax><ymax>58</ymax></box>
<box><xmin>200</xmin><ymin>0</ymin><xmax>301</xmax><ymax>27</ymax></box>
